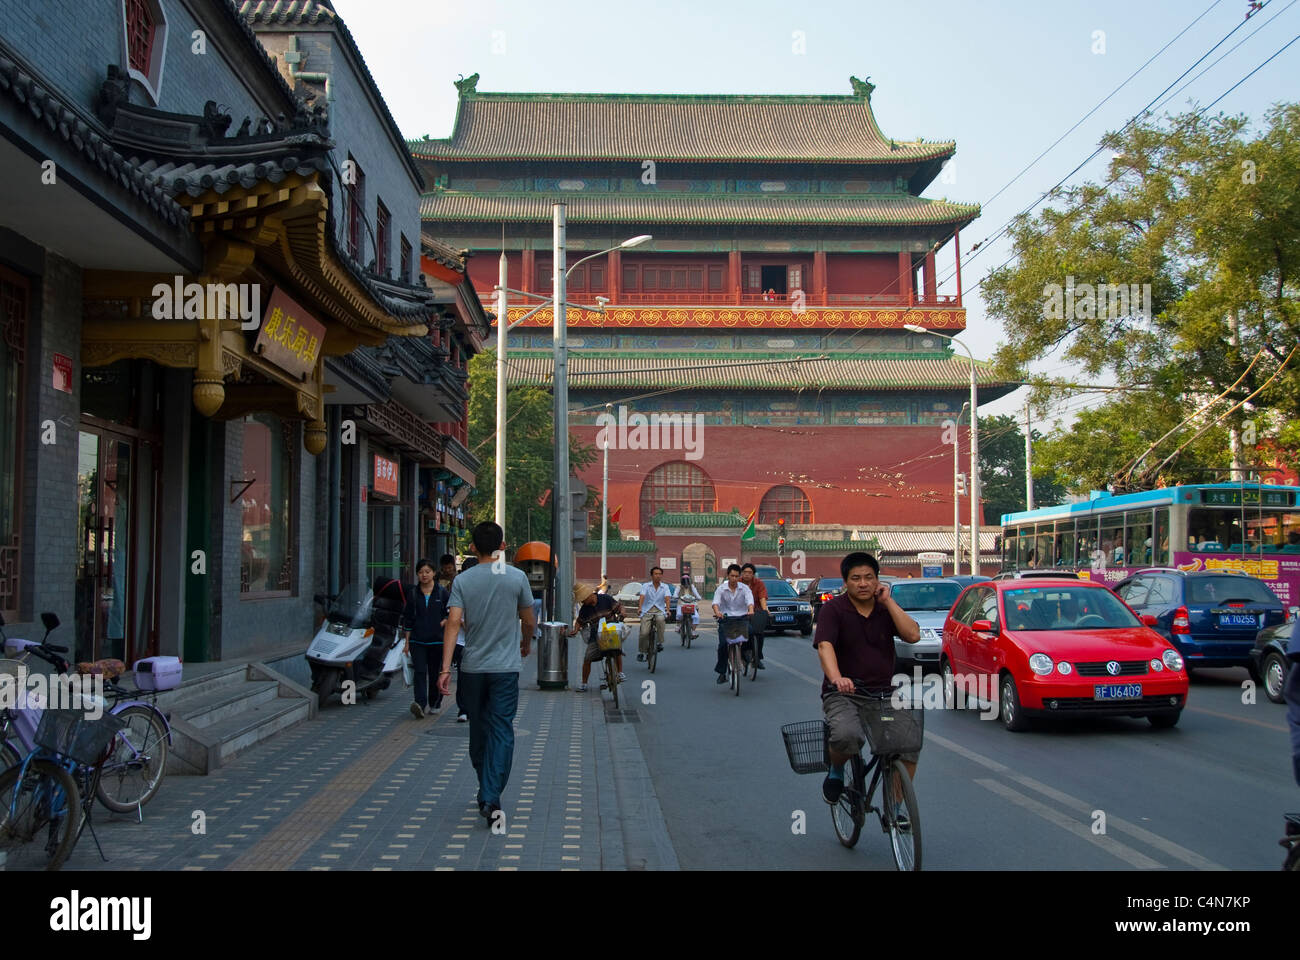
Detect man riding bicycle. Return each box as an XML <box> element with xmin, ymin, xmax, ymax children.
<box><xmin>712</xmin><ymin>564</ymin><xmax>754</xmax><ymax>684</ymax></box>
<box><xmin>637</xmin><ymin>566</ymin><xmax>672</xmax><ymax>664</ymax></box>
<box><xmin>740</xmin><ymin>563</ymin><xmax>770</xmax><ymax>670</ymax></box>
<box><xmin>569</xmin><ymin>583</ymin><xmax>625</xmax><ymax>693</ymax></box>
<box><xmin>815</xmin><ymin>552</ymin><xmax>921</xmax><ymax>816</ymax></box>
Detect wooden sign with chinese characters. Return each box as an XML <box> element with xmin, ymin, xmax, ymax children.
<box><xmin>254</xmin><ymin>287</ymin><xmax>324</xmax><ymax>380</ymax></box>
<box><xmin>373</xmin><ymin>455</ymin><xmax>399</xmax><ymax>498</ymax></box>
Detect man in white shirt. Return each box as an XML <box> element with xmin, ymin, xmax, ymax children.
<box><xmin>637</xmin><ymin>566</ymin><xmax>672</xmax><ymax>662</ymax></box>
<box><xmin>711</xmin><ymin>564</ymin><xmax>754</xmax><ymax>684</ymax></box>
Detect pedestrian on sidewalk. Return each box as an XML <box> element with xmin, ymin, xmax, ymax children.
<box><xmin>439</xmin><ymin>524</ymin><xmax>535</xmax><ymax>824</ymax></box>
<box><xmin>403</xmin><ymin>559</ymin><xmax>450</xmax><ymax>718</ymax></box>
<box><xmin>637</xmin><ymin>566</ymin><xmax>671</xmax><ymax>663</ymax></box>
<box><xmin>569</xmin><ymin>582</ymin><xmax>625</xmax><ymax>691</ymax></box>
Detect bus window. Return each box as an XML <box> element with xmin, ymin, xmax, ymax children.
<box><xmin>1077</xmin><ymin>516</ymin><xmax>1098</xmax><ymax>567</ymax></box>
<box><xmin>1125</xmin><ymin>510</ymin><xmax>1152</xmax><ymax>566</ymax></box>
<box><xmin>1153</xmin><ymin>508</ymin><xmax>1170</xmax><ymax>565</ymax></box>
<box><xmin>1187</xmin><ymin>508</ymin><xmax>1241</xmax><ymax>551</ymax></box>
<box><xmin>1017</xmin><ymin>527</ymin><xmax>1033</xmax><ymax>568</ymax></box>
<box><xmin>1002</xmin><ymin>529</ymin><xmax>1017</xmax><ymax>570</ymax></box>
<box><xmin>1035</xmin><ymin>523</ymin><xmax>1053</xmax><ymax>569</ymax></box>
<box><xmin>1056</xmin><ymin>522</ymin><xmax>1076</xmax><ymax>569</ymax></box>
<box><xmin>1099</xmin><ymin>515</ymin><xmax>1124</xmax><ymax>567</ymax></box>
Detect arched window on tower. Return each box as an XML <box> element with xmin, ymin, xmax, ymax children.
<box><xmin>758</xmin><ymin>485</ymin><xmax>812</xmax><ymax>525</ymax></box>
<box><xmin>639</xmin><ymin>461</ymin><xmax>717</xmax><ymax>522</ymax></box>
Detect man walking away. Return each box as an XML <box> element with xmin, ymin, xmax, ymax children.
<box><xmin>638</xmin><ymin>566</ymin><xmax>671</xmax><ymax>663</ymax></box>
<box><xmin>440</xmin><ymin>524</ymin><xmax>535</xmax><ymax>825</ymax></box>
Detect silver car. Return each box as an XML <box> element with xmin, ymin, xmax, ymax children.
<box><xmin>887</xmin><ymin>578</ymin><xmax>964</xmax><ymax>671</ymax></box>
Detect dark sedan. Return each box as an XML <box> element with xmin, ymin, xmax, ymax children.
<box><xmin>1250</xmin><ymin>618</ymin><xmax>1294</xmax><ymax>704</ymax></box>
<box><xmin>806</xmin><ymin>576</ymin><xmax>843</xmax><ymax>623</ymax></box>
<box><xmin>759</xmin><ymin>578</ymin><xmax>813</xmax><ymax>636</ymax></box>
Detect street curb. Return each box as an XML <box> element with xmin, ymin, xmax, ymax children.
<box><xmin>598</xmin><ymin>693</ymin><xmax>680</xmax><ymax>871</ymax></box>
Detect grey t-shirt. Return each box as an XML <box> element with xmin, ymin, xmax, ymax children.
<box><xmin>447</xmin><ymin>564</ymin><xmax>534</xmax><ymax>673</ymax></box>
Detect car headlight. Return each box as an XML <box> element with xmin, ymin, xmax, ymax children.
<box><xmin>1029</xmin><ymin>653</ymin><xmax>1053</xmax><ymax>676</ymax></box>
<box><xmin>1149</xmin><ymin>658</ymin><xmax>1164</xmax><ymax>672</ymax></box>
<box><xmin>798</xmin><ymin>603</ymin><xmax>810</xmax><ymax>612</ymax></box>
<box><xmin>1162</xmin><ymin>648</ymin><xmax>1184</xmax><ymax>671</ymax></box>
<box><xmin>1056</xmin><ymin>661</ymin><xmax>1072</xmax><ymax>675</ymax></box>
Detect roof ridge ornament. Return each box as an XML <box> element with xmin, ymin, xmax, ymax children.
<box><xmin>849</xmin><ymin>75</ymin><xmax>874</xmax><ymax>100</ymax></box>
<box><xmin>454</xmin><ymin>72</ymin><xmax>480</xmax><ymax>97</ymax></box>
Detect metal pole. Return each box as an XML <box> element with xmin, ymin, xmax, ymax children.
<box><xmin>495</xmin><ymin>252</ymin><xmax>508</xmax><ymax>533</ymax></box>
<box><xmin>601</xmin><ymin>402</ymin><xmax>610</xmax><ymax>582</ymax></box>
<box><xmin>954</xmin><ymin>401</ymin><xmax>967</xmax><ymax>577</ymax></box>
<box><xmin>1024</xmin><ymin>400</ymin><xmax>1035</xmax><ymax>512</ymax></box>
<box><xmin>553</xmin><ymin>203</ymin><xmax>572</xmax><ymax>624</ymax></box>
<box><xmin>969</xmin><ymin>358</ymin><xmax>980</xmax><ymax>576</ymax></box>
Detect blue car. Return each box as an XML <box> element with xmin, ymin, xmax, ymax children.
<box><xmin>1116</xmin><ymin>569</ymin><xmax>1286</xmax><ymax>672</ymax></box>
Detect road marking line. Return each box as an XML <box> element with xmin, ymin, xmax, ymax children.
<box><xmin>973</xmin><ymin>778</ymin><xmax>1163</xmax><ymax>869</ymax></box>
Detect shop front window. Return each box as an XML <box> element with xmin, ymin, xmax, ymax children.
<box><xmin>240</xmin><ymin>414</ymin><xmax>294</xmax><ymax>596</ymax></box>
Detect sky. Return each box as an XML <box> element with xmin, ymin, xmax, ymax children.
<box><xmin>332</xmin><ymin>0</ymin><xmax>1299</xmax><ymax>425</ymax></box>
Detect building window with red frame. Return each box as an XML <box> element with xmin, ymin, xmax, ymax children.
<box><xmin>345</xmin><ymin>155</ymin><xmax>366</xmax><ymax>260</ymax></box>
<box><xmin>758</xmin><ymin>484</ymin><xmax>812</xmax><ymax>524</ymax></box>
<box><xmin>375</xmin><ymin>200</ymin><xmax>390</xmax><ymax>276</ymax></box>
<box><xmin>121</xmin><ymin>0</ymin><xmax>168</xmax><ymax>103</ymax></box>
<box><xmin>125</xmin><ymin>0</ymin><xmax>154</xmax><ymax>72</ymax></box>
<box><xmin>399</xmin><ymin>235</ymin><xmax>412</xmax><ymax>283</ymax></box>
<box><xmin>639</xmin><ymin>461</ymin><xmax>717</xmax><ymax>520</ymax></box>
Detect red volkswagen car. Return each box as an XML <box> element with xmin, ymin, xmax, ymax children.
<box><xmin>940</xmin><ymin>578</ymin><xmax>1189</xmax><ymax>731</ymax></box>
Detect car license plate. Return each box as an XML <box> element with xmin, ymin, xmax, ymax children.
<box><xmin>1218</xmin><ymin>613</ymin><xmax>1258</xmax><ymax>627</ymax></box>
<box><xmin>774</xmin><ymin>614</ymin><xmax>793</xmax><ymax>623</ymax></box>
<box><xmin>1094</xmin><ymin>683</ymin><xmax>1142</xmax><ymax>701</ymax></box>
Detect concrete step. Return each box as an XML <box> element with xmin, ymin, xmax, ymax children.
<box><xmin>151</xmin><ymin>663</ymin><xmax>249</xmax><ymax>714</ymax></box>
<box><xmin>211</xmin><ymin>696</ymin><xmax>313</xmax><ymax>764</ymax></box>
<box><xmin>174</xmin><ymin>680</ymin><xmax>281</xmax><ymax>730</ymax></box>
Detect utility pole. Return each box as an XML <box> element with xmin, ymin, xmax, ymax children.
<box><xmin>601</xmin><ymin>402</ymin><xmax>611</xmax><ymax>583</ymax></box>
<box><xmin>495</xmin><ymin>251</ymin><xmax>507</xmax><ymax>533</ymax></box>
<box><xmin>954</xmin><ymin>401</ymin><xmax>968</xmax><ymax>576</ymax></box>
<box><xmin>552</xmin><ymin>204</ymin><xmax>572</xmax><ymax>627</ymax></box>
<box><xmin>1024</xmin><ymin>400</ymin><xmax>1035</xmax><ymax>512</ymax></box>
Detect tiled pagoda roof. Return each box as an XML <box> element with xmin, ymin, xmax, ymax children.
<box><xmin>419</xmin><ymin>190</ymin><xmax>977</xmax><ymax>227</ymax></box>
<box><xmin>504</xmin><ymin>351</ymin><xmax>1012</xmax><ymax>392</ymax></box>
<box><xmin>408</xmin><ymin>81</ymin><xmax>955</xmax><ymax>165</ymax></box>
<box><xmin>651</xmin><ymin>510</ymin><xmax>748</xmax><ymax>528</ymax></box>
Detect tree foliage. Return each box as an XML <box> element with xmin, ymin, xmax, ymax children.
<box><xmin>978</xmin><ymin>414</ymin><xmax>1067</xmax><ymax>522</ymax></box>
<box><xmin>984</xmin><ymin>104</ymin><xmax>1300</xmax><ymax>485</ymax></box>
<box><xmin>465</xmin><ymin>350</ymin><xmax>596</xmax><ymax>547</ymax></box>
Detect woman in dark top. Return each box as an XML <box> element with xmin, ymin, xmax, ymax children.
<box><xmin>403</xmin><ymin>558</ymin><xmax>450</xmax><ymax>718</ymax></box>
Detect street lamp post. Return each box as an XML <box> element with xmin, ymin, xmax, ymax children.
<box><xmin>601</xmin><ymin>402</ymin><xmax>611</xmax><ymax>583</ymax></box>
<box><xmin>907</xmin><ymin>324</ymin><xmax>980</xmax><ymax>575</ymax></box>
<box><xmin>954</xmin><ymin>400</ymin><xmax>969</xmax><ymax>576</ymax></box>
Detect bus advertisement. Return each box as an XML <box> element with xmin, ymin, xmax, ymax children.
<box><xmin>1000</xmin><ymin>484</ymin><xmax>1300</xmax><ymax>605</ymax></box>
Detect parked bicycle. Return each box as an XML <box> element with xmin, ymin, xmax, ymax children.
<box><xmin>781</xmin><ymin>683</ymin><xmax>924</xmax><ymax>870</ymax></box>
<box><xmin>0</xmin><ymin>612</ymin><xmax>172</xmax><ymax>815</ymax></box>
<box><xmin>719</xmin><ymin>615</ymin><xmax>750</xmax><ymax>697</ymax></box>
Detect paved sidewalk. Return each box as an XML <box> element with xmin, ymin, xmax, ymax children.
<box><xmin>64</xmin><ymin>681</ymin><xmax>675</xmax><ymax>871</ymax></box>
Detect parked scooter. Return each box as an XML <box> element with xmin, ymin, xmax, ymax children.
<box><xmin>307</xmin><ymin>578</ymin><xmax>407</xmax><ymax>706</ymax></box>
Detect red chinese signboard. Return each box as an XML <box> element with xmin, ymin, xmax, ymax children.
<box><xmin>52</xmin><ymin>354</ymin><xmax>73</xmax><ymax>394</ymax></box>
<box><xmin>254</xmin><ymin>287</ymin><xmax>325</xmax><ymax>381</ymax></box>
<box><xmin>373</xmin><ymin>455</ymin><xmax>399</xmax><ymax>498</ymax></box>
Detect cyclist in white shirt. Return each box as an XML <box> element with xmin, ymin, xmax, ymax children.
<box><xmin>637</xmin><ymin>566</ymin><xmax>672</xmax><ymax>663</ymax></box>
<box><xmin>711</xmin><ymin>564</ymin><xmax>754</xmax><ymax>684</ymax></box>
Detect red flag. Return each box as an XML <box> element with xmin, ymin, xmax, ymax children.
<box><xmin>610</xmin><ymin>505</ymin><xmax>623</xmax><ymax>524</ymax></box>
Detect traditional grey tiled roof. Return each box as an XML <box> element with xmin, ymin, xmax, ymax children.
<box><xmin>420</xmin><ymin>190</ymin><xmax>978</xmax><ymax>227</ymax></box>
<box><xmin>421</xmin><ymin>236</ymin><xmax>469</xmax><ymax>272</ymax></box>
<box><xmin>138</xmin><ymin>155</ymin><xmax>331</xmax><ymax>197</ymax></box>
<box><xmin>239</xmin><ymin>0</ymin><xmax>424</xmax><ymax>189</ymax></box>
<box><xmin>505</xmin><ymin>351</ymin><xmax>1010</xmax><ymax>392</ymax></box>
<box><xmin>0</xmin><ymin>48</ymin><xmax>187</xmax><ymax>226</ymax></box>
<box><xmin>410</xmin><ymin>85</ymin><xmax>955</xmax><ymax>165</ymax></box>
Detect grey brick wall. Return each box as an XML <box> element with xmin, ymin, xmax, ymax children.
<box><xmin>11</xmin><ymin>251</ymin><xmax>80</xmax><ymax>643</ymax></box>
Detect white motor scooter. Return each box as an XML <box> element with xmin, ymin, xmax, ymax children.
<box><xmin>307</xmin><ymin>579</ymin><xmax>407</xmax><ymax>706</ymax></box>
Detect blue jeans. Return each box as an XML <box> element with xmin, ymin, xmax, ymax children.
<box><xmin>458</xmin><ymin>671</ymin><xmax>519</xmax><ymax>808</ymax></box>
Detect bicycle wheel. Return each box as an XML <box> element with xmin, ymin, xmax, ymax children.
<box><xmin>96</xmin><ymin>704</ymin><xmax>169</xmax><ymax>813</ymax></box>
<box><xmin>730</xmin><ymin>644</ymin><xmax>741</xmax><ymax>697</ymax></box>
<box><xmin>0</xmin><ymin>758</ymin><xmax>79</xmax><ymax>871</ymax></box>
<box><xmin>647</xmin><ymin>627</ymin><xmax>657</xmax><ymax>674</ymax></box>
<box><xmin>1</xmin><ymin>738</ymin><xmax>21</xmax><ymax>773</ymax></box>
<box><xmin>882</xmin><ymin>759</ymin><xmax>922</xmax><ymax>871</ymax></box>
<box><xmin>607</xmin><ymin>659</ymin><xmax>620</xmax><ymax>709</ymax></box>
<box><xmin>830</xmin><ymin>755</ymin><xmax>863</xmax><ymax>849</ymax></box>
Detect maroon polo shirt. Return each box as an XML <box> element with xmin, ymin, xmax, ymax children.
<box><xmin>812</xmin><ymin>593</ymin><xmax>897</xmax><ymax>696</ymax></box>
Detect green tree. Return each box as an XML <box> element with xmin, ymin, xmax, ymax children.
<box><xmin>465</xmin><ymin>350</ymin><xmax>596</xmax><ymax>548</ymax></box>
<box><xmin>978</xmin><ymin>414</ymin><xmax>1066</xmax><ymax>523</ymax></box>
<box><xmin>984</xmin><ymin>104</ymin><xmax>1300</xmax><ymax>484</ymax></box>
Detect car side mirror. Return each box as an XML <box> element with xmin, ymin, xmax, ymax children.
<box><xmin>971</xmin><ymin>619</ymin><xmax>994</xmax><ymax>633</ymax></box>
<box><xmin>1140</xmin><ymin>614</ymin><xmax>1158</xmax><ymax>627</ymax></box>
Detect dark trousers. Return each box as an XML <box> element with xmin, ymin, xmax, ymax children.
<box><xmin>410</xmin><ymin>642</ymin><xmax>444</xmax><ymax>710</ymax></box>
<box><xmin>452</xmin><ymin>645</ymin><xmax>466</xmax><ymax>714</ymax></box>
<box><xmin>459</xmin><ymin>671</ymin><xmax>519</xmax><ymax>808</ymax></box>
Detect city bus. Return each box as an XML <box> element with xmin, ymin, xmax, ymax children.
<box><xmin>1000</xmin><ymin>483</ymin><xmax>1300</xmax><ymax>605</ymax></box>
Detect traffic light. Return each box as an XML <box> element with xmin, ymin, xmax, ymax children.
<box><xmin>778</xmin><ymin>536</ymin><xmax>786</xmax><ymax>556</ymax></box>
<box><xmin>777</xmin><ymin>517</ymin><xmax>786</xmax><ymax>555</ymax></box>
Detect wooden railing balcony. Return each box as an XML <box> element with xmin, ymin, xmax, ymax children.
<box><xmin>479</xmin><ymin>290</ymin><xmax>961</xmax><ymax>308</ymax></box>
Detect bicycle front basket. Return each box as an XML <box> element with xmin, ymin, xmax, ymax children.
<box><xmin>722</xmin><ymin>617</ymin><xmax>749</xmax><ymax>641</ymax></box>
<box><xmin>34</xmin><ymin>708</ymin><xmax>126</xmax><ymax>766</ymax></box>
<box><xmin>862</xmin><ymin>704</ymin><xmax>925</xmax><ymax>756</ymax></box>
<box><xmin>780</xmin><ymin>720</ymin><xmax>830</xmax><ymax>775</ymax></box>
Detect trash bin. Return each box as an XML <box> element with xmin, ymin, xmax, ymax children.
<box><xmin>537</xmin><ymin>621</ymin><xmax>570</xmax><ymax>689</ymax></box>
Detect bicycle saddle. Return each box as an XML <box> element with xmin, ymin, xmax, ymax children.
<box><xmin>76</xmin><ymin>658</ymin><xmax>126</xmax><ymax>679</ymax></box>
